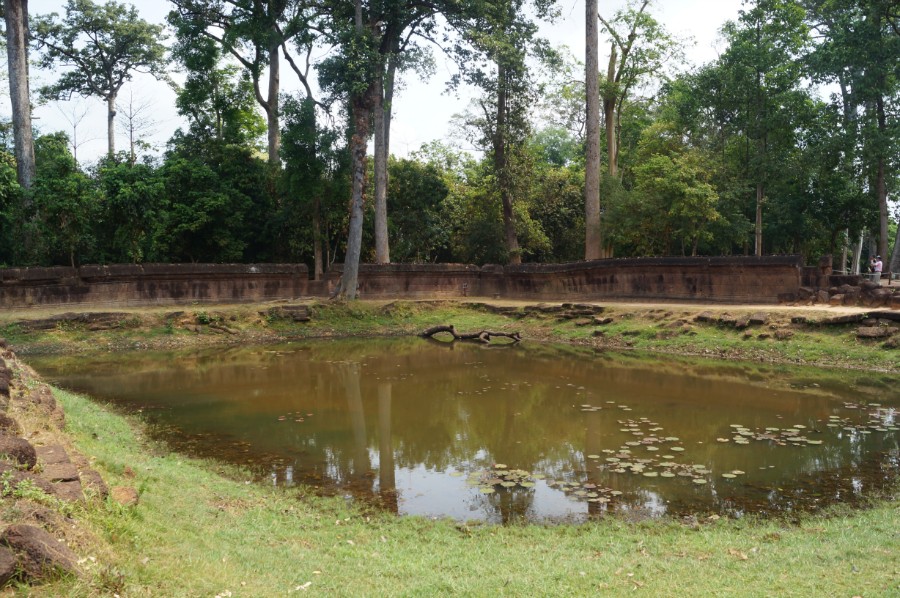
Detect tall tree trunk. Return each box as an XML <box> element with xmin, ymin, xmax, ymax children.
<box><xmin>841</xmin><ymin>228</ymin><xmax>849</xmax><ymax>274</ymax></box>
<box><xmin>584</xmin><ymin>0</ymin><xmax>601</xmax><ymax>260</ymax></box>
<box><xmin>4</xmin><ymin>0</ymin><xmax>35</xmax><ymax>189</ymax></box>
<box><xmin>373</xmin><ymin>59</ymin><xmax>390</xmax><ymax>263</ymax></box>
<box><xmin>107</xmin><ymin>93</ymin><xmax>117</xmax><ymax>156</ymax></box>
<box><xmin>339</xmin><ymin>87</ymin><xmax>375</xmax><ymax>300</ymax></box>
<box><xmin>604</xmin><ymin>44</ymin><xmax>618</xmax><ymax>177</ymax></box>
<box><xmin>852</xmin><ymin>230</ymin><xmax>864</xmax><ymax>275</ymax></box>
<box><xmin>267</xmin><ymin>33</ymin><xmax>281</xmax><ymax>165</ymax></box>
<box><xmin>313</xmin><ymin>195</ymin><xmax>323</xmax><ymax>280</ymax></box>
<box><xmin>875</xmin><ymin>96</ymin><xmax>888</xmax><ymax>265</ymax></box>
<box><xmin>755</xmin><ymin>183</ymin><xmax>763</xmax><ymax>256</ymax></box>
<box><xmin>495</xmin><ymin>62</ymin><xmax>520</xmax><ymax>265</ymax></box>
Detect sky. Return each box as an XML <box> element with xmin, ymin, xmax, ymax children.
<box><xmin>19</xmin><ymin>0</ymin><xmax>747</xmax><ymax>163</ymax></box>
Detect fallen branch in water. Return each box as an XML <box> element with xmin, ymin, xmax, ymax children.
<box><xmin>420</xmin><ymin>325</ymin><xmax>521</xmax><ymax>344</ymax></box>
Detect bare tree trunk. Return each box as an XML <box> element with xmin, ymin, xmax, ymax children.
<box><xmin>313</xmin><ymin>195</ymin><xmax>323</xmax><ymax>281</ymax></box>
<box><xmin>339</xmin><ymin>87</ymin><xmax>375</xmax><ymax>300</ymax></box>
<box><xmin>107</xmin><ymin>93</ymin><xmax>117</xmax><ymax>156</ymax></box>
<box><xmin>852</xmin><ymin>230</ymin><xmax>863</xmax><ymax>275</ymax></box>
<box><xmin>839</xmin><ymin>228</ymin><xmax>848</xmax><ymax>274</ymax></box>
<box><xmin>373</xmin><ymin>60</ymin><xmax>390</xmax><ymax>263</ymax></box>
<box><xmin>584</xmin><ymin>0</ymin><xmax>601</xmax><ymax>260</ymax></box>
<box><xmin>267</xmin><ymin>34</ymin><xmax>281</xmax><ymax>165</ymax></box>
<box><xmin>494</xmin><ymin>62</ymin><xmax>521</xmax><ymax>265</ymax></box>
<box><xmin>604</xmin><ymin>44</ymin><xmax>618</xmax><ymax>178</ymax></box>
<box><xmin>4</xmin><ymin>0</ymin><xmax>35</xmax><ymax>189</ymax></box>
<box><xmin>754</xmin><ymin>183</ymin><xmax>763</xmax><ymax>256</ymax></box>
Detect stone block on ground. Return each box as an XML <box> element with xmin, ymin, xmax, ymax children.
<box><xmin>0</xmin><ymin>435</ymin><xmax>37</xmax><ymax>469</ymax></box>
<box><xmin>50</xmin><ymin>481</ymin><xmax>84</xmax><ymax>503</ymax></box>
<box><xmin>0</xmin><ymin>524</ymin><xmax>78</xmax><ymax>581</ymax></box>
<box><xmin>78</xmin><ymin>469</ymin><xmax>108</xmax><ymax>500</ymax></box>
<box><xmin>749</xmin><ymin>312</ymin><xmax>769</xmax><ymax>326</ymax></box>
<box><xmin>856</xmin><ymin>327</ymin><xmax>895</xmax><ymax>339</ymax></box>
<box><xmin>41</xmin><ymin>463</ymin><xmax>80</xmax><ymax>483</ymax></box>
<box><xmin>816</xmin><ymin>290</ymin><xmax>830</xmax><ymax>304</ymax></box>
<box><xmin>694</xmin><ymin>311</ymin><xmax>716</xmax><ymax>323</ymax></box>
<box><xmin>35</xmin><ymin>445</ymin><xmax>70</xmax><ymax>466</ymax></box>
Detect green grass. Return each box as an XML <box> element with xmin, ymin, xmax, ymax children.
<box><xmin>33</xmin><ymin>386</ymin><xmax>900</xmax><ymax>596</ymax></box>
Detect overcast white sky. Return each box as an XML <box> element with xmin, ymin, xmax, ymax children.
<box><xmin>20</xmin><ymin>0</ymin><xmax>746</xmax><ymax>163</ymax></box>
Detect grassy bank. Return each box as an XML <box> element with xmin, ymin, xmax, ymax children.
<box><xmin>24</xmin><ymin>386</ymin><xmax>897</xmax><ymax>596</ymax></box>
<box><xmin>2</xmin><ymin>299</ymin><xmax>898</xmax><ymax>372</ymax></box>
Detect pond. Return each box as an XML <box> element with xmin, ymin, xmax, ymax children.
<box><xmin>29</xmin><ymin>339</ymin><xmax>899</xmax><ymax>523</ymax></box>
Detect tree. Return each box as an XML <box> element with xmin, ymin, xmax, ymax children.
<box><xmin>171</xmin><ymin>34</ymin><xmax>266</xmax><ymax>147</ymax></box>
<box><xmin>33</xmin><ymin>0</ymin><xmax>169</xmax><ymax>157</ymax></box>
<box><xmin>279</xmin><ymin>94</ymin><xmax>347</xmax><ymax>277</ymax></box>
<box><xmin>598</xmin><ymin>0</ymin><xmax>681</xmax><ymax>178</ymax></box>
<box><xmin>717</xmin><ymin>0</ymin><xmax>811</xmax><ymax>256</ymax></box>
<box><xmin>317</xmin><ymin>0</ymin><xmax>380</xmax><ymax>298</ymax></box>
<box><xmin>96</xmin><ymin>157</ymin><xmax>163</xmax><ymax>262</ymax></box>
<box><xmin>803</xmin><ymin>0</ymin><xmax>899</xmax><ymax>271</ymax></box>
<box><xmin>449</xmin><ymin>0</ymin><xmax>557</xmax><ymax>264</ymax></box>
<box><xmin>584</xmin><ymin>0</ymin><xmax>601</xmax><ymax>259</ymax></box>
<box><xmin>2</xmin><ymin>0</ymin><xmax>36</xmax><ymax>189</ymax></box>
<box><xmin>169</xmin><ymin>0</ymin><xmax>319</xmax><ymax>165</ymax></box>
<box><xmin>31</xmin><ymin>132</ymin><xmax>98</xmax><ymax>267</ymax></box>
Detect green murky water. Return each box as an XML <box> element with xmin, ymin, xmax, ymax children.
<box><xmin>29</xmin><ymin>339</ymin><xmax>899</xmax><ymax>523</ymax></box>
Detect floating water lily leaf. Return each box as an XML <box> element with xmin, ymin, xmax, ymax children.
<box><xmin>643</xmin><ymin>472</ymin><xmax>659</xmax><ymax>478</ymax></box>
<box><xmin>494</xmin><ymin>464</ymin><xmax>507</xmax><ymax>469</ymax></box>
<box><xmin>731</xmin><ymin>470</ymin><xmax>745</xmax><ymax>475</ymax></box>
<box><xmin>717</xmin><ymin>438</ymin><xmax>730</xmax><ymax>443</ymax></box>
<box><xmin>670</xmin><ymin>447</ymin><xmax>685</xmax><ymax>452</ymax></box>
<box><xmin>646</xmin><ymin>447</ymin><xmax>659</xmax><ymax>451</ymax></box>
<box><xmin>692</xmin><ymin>478</ymin><xmax>708</xmax><ymax>485</ymax></box>
<box><xmin>587</xmin><ymin>454</ymin><xmax>601</xmax><ymax>459</ymax></box>
<box><xmin>480</xmin><ymin>487</ymin><xmax>495</xmax><ymax>494</ymax></box>
<box><xmin>722</xmin><ymin>473</ymin><xmax>736</xmax><ymax>479</ymax></box>
<box><xmin>806</xmin><ymin>440</ymin><xmax>823</xmax><ymax>445</ymax></box>
<box><xmin>660</xmin><ymin>472</ymin><xmax>676</xmax><ymax>478</ymax></box>
<box><xmin>609</xmin><ymin>490</ymin><xmax>623</xmax><ymax>496</ymax></box>
<box><xmin>520</xmin><ymin>482</ymin><xmax>535</xmax><ymax>488</ymax></box>
<box><xmin>532</xmin><ymin>474</ymin><xmax>546</xmax><ymax>480</ymax></box>
<box><xmin>500</xmin><ymin>481</ymin><xmax>516</xmax><ymax>488</ymax></box>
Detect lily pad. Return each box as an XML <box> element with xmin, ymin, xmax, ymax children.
<box><xmin>721</xmin><ymin>473</ymin><xmax>737</xmax><ymax>479</ymax></box>
<box><xmin>660</xmin><ymin>472</ymin><xmax>676</xmax><ymax>478</ymax></box>
<box><xmin>670</xmin><ymin>447</ymin><xmax>685</xmax><ymax>452</ymax></box>
<box><xmin>520</xmin><ymin>482</ymin><xmax>535</xmax><ymax>488</ymax></box>
<box><xmin>643</xmin><ymin>472</ymin><xmax>659</xmax><ymax>478</ymax></box>
<box><xmin>692</xmin><ymin>478</ymin><xmax>708</xmax><ymax>485</ymax></box>
<box><xmin>479</xmin><ymin>487</ymin><xmax>495</xmax><ymax>494</ymax></box>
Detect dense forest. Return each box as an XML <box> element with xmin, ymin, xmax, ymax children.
<box><xmin>0</xmin><ymin>0</ymin><xmax>897</xmax><ymax>298</ymax></box>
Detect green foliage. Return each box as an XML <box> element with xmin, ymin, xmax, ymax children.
<box><xmin>96</xmin><ymin>158</ymin><xmax>164</xmax><ymax>263</ymax></box>
<box><xmin>277</xmin><ymin>96</ymin><xmax>349</xmax><ymax>265</ymax></box>
<box><xmin>386</xmin><ymin>157</ymin><xmax>451</xmax><ymax>262</ymax></box>
<box><xmin>171</xmin><ymin>31</ymin><xmax>266</xmax><ymax>147</ymax></box>
<box><xmin>155</xmin><ymin>140</ymin><xmax>266</xmax><ymax>263</ymax></box>
<box><xmin>31</xmin><ymin>133</ymin><xmax>98</xmax><ymax>267</ymax></box>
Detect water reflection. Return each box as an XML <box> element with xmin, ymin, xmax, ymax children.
<box><xmin>29</xmin><ymin>339</ymin><xmax>900</xmax><ymax>523</ymax></box>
